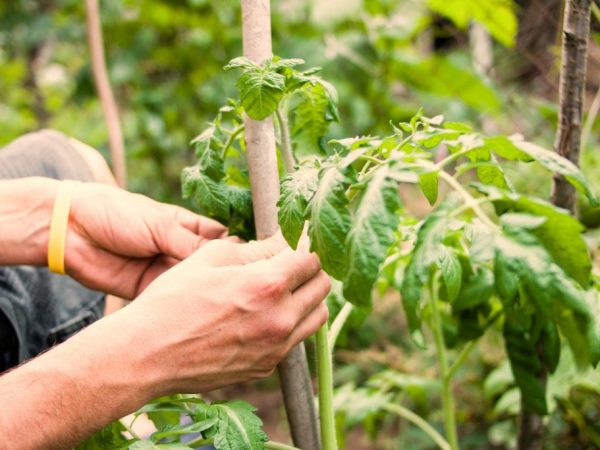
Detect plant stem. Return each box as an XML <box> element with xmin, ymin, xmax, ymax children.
<box><xmin>435</xmin><ymin>148</ymin><xmax>475</xmax><ymax>171</ymax></box>
<box><xmin>429</xmin><ymin>276</ymin><xmax>459</xmax><ymax>450</ymax></box>
<box><xmin>265</xmin><ymin>441</ymin><xmax>302</xmax><ymax>450</ymax></box>
<box><xmin>446</xmin><ymin>341</ymin><xmax>476</xmax><ymax>382</ymax></box>
<box><xmin>358</xmin><ymin>155</ymin><xmax>384</xmax><ymax>166</ymax></box>
<box><xmin>275</xmin><ymin>107</ymin><xmax>296</xmax><ymax>173</ymax></box>
<box><xmin>382</xmin><ymin>403</ymin><xmax>451</xmax><ymax>450</ymax></box>
<box><xmin>328</xmin><ymin>302</ymin><xmax>354</xmax><ymax>349</ymax></box>
<box><xmin>120</xmin><ymin>420</ymin><xmax>141</xmax><ymax>440</ymax></box>
<box><xmin>316</xmin><ymin>323</ymin><xmax>338</xmax><ymax>450</ymax></box>
<box><xmin>437</xmin><ymin>171</ymin><xmax>498</xmax><ymax>231</ymax></box>
<box><xmin>221</xmin><ymin>125</ymin><xmax>244</xmax><ymax>159</ymax></box>
<box><xmin>186</xmin><ymin>436</ymin><xmax>212</xmax><ymax>447</ymax></box>
<box><xmin>449</xmin><ymin>196</ymin><xmax>498</xmax><ymax>220</ymax></box>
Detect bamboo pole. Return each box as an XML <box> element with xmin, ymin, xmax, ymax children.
<box><xmin>551</xmin><ymin>0</ymin><xmax>592</xmax><ymax>211</ymax></box>
<box><xmin>240</xmin><ymin>1</ymin><xmax>321</xmax><ymax>448</ymax></box>
<box><xmin>85</xmin><ymin>0</ymin><xmax>127</xmax><ymax>188</ymax></box>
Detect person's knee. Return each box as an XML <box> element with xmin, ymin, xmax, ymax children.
<box><xmin>67</xmin><ymin>137</ymin><xmax>118</xmax><ymax>186</ymax></box>
<box><xmin>0</xmin><ymin>129</ymin><xmax>117</xmax><ymax>185</ymax></box>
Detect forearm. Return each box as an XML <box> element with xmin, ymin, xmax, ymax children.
<box><xmin>0</xmin><ymin>177</ymin><xmax>57</xmax><ymax>266</ymax></box>
<box><xmin>0</xmin><ymin>310</ymin><xmax>159</xmax><ymax>449</ymax></box>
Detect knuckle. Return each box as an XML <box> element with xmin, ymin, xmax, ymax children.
<box><xmin>258</xmin><ymin>273</ymin><xmax>287</xmax><ymax>300</ymax></box>
<box><xmin>271</xmin><ymin>316</ymin><xmax>295</xmax><ymax>339</ymax></box>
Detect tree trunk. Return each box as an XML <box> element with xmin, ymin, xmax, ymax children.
<box><xmin>551</xmin><ymin>0</ymin><xmax>592</xmax><ymax>210</ymax></box>
<box><xmin>85</xmin><ymin>0</ymin><xmax>127</xmax><ymax>188</ymax></box>
<box><xmin>240</xmin><ymin>1</ymin><xmax>321</xmax><ymax>449</ymax></box>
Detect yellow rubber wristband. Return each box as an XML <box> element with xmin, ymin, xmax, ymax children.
<box><xmin>48</xmin><ymin>180</ymin><xmax>78</xmax><ymax>275</ymax></box>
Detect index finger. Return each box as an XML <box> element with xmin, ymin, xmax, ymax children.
<box><xmin>166</xmin><ymin>204</ymin><xmax>228</xmax><ymax>239</ymax></box>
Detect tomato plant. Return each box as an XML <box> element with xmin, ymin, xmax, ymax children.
<box><xmin>79</xmin><ymin>52</ymin><xmax>600</xmax><ymax>449</ymax></box>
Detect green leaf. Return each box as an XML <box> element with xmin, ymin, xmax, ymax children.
<box><xmin>418</xmin><ymin>171</ymin><xmax>439</xmax><ymax>205</ymax></box>
<box><xmin>483</xmin><ymin>136</ymin><xmax>533</xmax><ymax>162</ymax></box>
<box><xmin>437</xmin><ymin>246</ymin><xmax>462</xmax><ymax>302</ymax></box>
<box><xmin>495</xmin><ymin>229</ymin><xmax>600</xmax><ymax>369</ymax></box>
<box><xmin>453</xmin><ymin>267</ymin><xmax>494</xmax><ymax>311</ymax></box>
<box><xmin>224</xmin><ymin>57</ymin><xmax>259</xmax><ymax>71</ymax></box>
<box><xmin>510</xmin><ymin>138</ymin><xmax>599</xmax><ymax>206</ymax></box>
<box><xmin>400</xmin><ymin>208</ymin><xmax>449</xmax><ymax>346</ymax></box>
<box><xmin>333</xmin><ymin>383</ymin><xmax>392</xmax><ymax>428</ymax></box>
<box><xmin>277</xmin><ymin>164</ymin><xmax>320</xmax><ymax>249</ymax></box>
<box><xmin>191</xmin><ymin>124</ymin><xmax>226</xmax><ymax>181</ymax></box>
<box><xmin>235</xmin><ymin>69</ymin><xmax>286</xmax><ymax>120</ymax></box>
<box><xmin>181</xmin><ymin>166</ymin><xmax>230</xmax><ymax>220</ymax></box>
<box><xmin>291</xmin><ymin>79</ymin><xmax>339</xmax><ymax>154</ymax></box>
<box><xmin>541</xmin><ymin>322</ymin><xmax>561</xmax><ymax>374</ymax></box>
<box><xmin>76</xmin><ymin>421</ymin><xmax>130</xmax><ymax>450</ymax></box>
<box><xmin>194</xmin><ymin>400</ymin><xmax>268</xmax><ymax>450</ymax></box>
<box><xmin>343</xmin><ymin>167</ymin><xmax>401</xmax><ymax>308</ymax></box>
<box><xmin>504</xmin><ymin>320</ymin><xmax>547</xmax><ymax>415</ymax></box>
<box><xmin>308</xmin><ymin>165</ymin><xmax>354</xmax><ymax>280</ymax></box>
<box><xmin>427</xmin><ymin>0</ymin><xmax>518</xmax><ymax>47</ymax></box>
<box><xmin>267</xmin><ymin>56</ymin><xmax>305</xmax><ymax>71</ymax></box>
<box><xmin>466</xmin><ymin>147</ymin><xmax>511</xmax><ymax>190</ymax></box>
<box><xmin>151</xmin><ymin>419</ymin><xmax>218</xmax><ymax>441</ymax></box>
<box><xmin>475</xmin><ymin>184</ymin><xmax>592</xmax><ymax>287</ymax></box>
<box><xmin>227</xmin><ymin>185</ymin><xmax>253</xmax><ymax>219</ymax></box>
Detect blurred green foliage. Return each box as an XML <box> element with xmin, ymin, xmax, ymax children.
<box><xmin>0</xmin><ymin>0</ymin><xmax>525</xmax><ymax>203</ymax></box>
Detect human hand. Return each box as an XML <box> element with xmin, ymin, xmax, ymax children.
<box><xmin>110</xmin><ymin>233</ymin><xmax>330</xmax><ymax>395</ymax></box>
<box><xmin>64</xmin><ymin>182</ymin><xmax>227</xmax><ymax>299</ymax></box>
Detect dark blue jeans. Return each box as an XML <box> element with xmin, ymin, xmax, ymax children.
<box><xmin>0</xmin><ymin>130</ymin><xmax>105</xmax><ymax>371</ymax></box>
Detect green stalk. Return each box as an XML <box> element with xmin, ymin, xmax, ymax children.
<box><xmin>186</xmin><ymin>438</ymin><xmax>300</xmax><ymax>450</ymax></box>
<box><xmin>185</xmin><ymin>436</ymin><xmax>212</xmax><ymax>447</ymax></box>
<box><xmin>265</xmin><ymin>441</ymin><xmax>302</xmax><ymax>450</ymax></box>
<box><xmin>382</xmin><ymin>403</ymin><xmax>451</xmax><ymax>450</ymax></box>
<box><xmin>221</xmin><ymin>125</ymin><xmax>244</xmax><ymax>159</ymax></box>
<box><xmin>316</xmin><ymin>323</ymin><xmax>338</xmax><ymax>450</ymax></box>
<box><xmin>429</xmin><ymin>276</ymin><xmax>459</xmax><ymax>450</ymax></box>
<box><xmin>446</xmin><ymin>341</ymin><xmax>475</xmax><ymax>382</ymax></box>
<box><xmin>437</xmin><ymin>171</ymin><xmax>498</xmax><ymax>231</ymax></box>
<box><xmin>275</xmin><ymin>107</ymin><xmax>296</xmax><ymax>173</ymax></box>
<box><xmin>328</xmin><ymin>302</ymin><xmax>354</xmax><ymax>350</ymax></box>
<box><xmin>121</xmin><ymin>420</ymin><xmax>141</xmax><ymax>440</ymax></box>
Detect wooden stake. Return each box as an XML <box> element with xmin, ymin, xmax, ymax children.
<box><xmin>551</xmin><ymin>0</ymin><xmax>592</xmax><ymax>211</ymax></box>
<box><xmin>241</xmin><ymin>1</ymin><xmax>321</xmax><ymax>448</ymax></box>
<box><xmin>85</xmin><ymin>0</ymin><xmax>127</xmax><ymax>188</ymax></box>
<box><xmin>519</xmin><ymin>1</ymin><xmax>592</xmax><ymax>449</ymax></box>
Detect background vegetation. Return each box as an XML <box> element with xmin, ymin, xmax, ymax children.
<box><xmin>3</xmin><ymin>0</ymin><xmax>600</xmax><ymax>448</ymax></box>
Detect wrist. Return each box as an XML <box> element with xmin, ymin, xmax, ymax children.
<box><xmin>40</xmin><ymin>309</ymin><xmax>160</xmax><ymax>420</ymax></box>
<box><xmin>0</xmin><ymin>177</ymin><xmax>59</xmax><ymax>266</ymax></box>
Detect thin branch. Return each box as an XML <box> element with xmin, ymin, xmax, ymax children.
<box><xmin>275</xmin><ymin>107</ymin><xmax>295</xmax><ymax>173</ymax></box>
<box><xmin>382</xmin><ymin>403</ymin><xmax>451</xmax><ymax>450</ymax></box>
<box><xmin>85</xmin><ymin>0</ymin><xmax>127</xmax><ymax>187</ymax></box>
<box><xmin>328</xmin><ymin>302</ymin><xmax>354</xmax><ymax>349</ymax></box>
